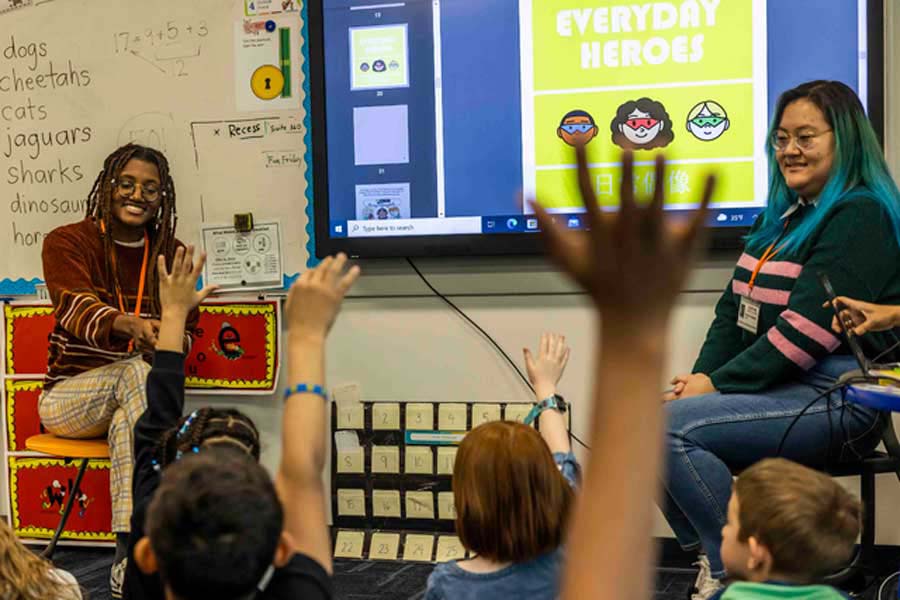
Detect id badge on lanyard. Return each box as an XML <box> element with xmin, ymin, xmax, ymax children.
<box><xmin>737</xmin><ymin>296</ymin><xmax>761</xmax><ymax>334</ymax></box>
<box><xmin>739</xmin><ymin>225</ymin><xmax>787</xmax><ymax>335</ymax></box>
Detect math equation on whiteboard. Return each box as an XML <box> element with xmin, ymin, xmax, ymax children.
<box><xmin>113</xmin><ymin>21</ymin><xmax>209</xmax><ymax>77</ymax></box>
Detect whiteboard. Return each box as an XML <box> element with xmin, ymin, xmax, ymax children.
<box><xmin>0</xmin><ymin>0</ymin><xmax>315</xmax><ymax>295</ymax></box>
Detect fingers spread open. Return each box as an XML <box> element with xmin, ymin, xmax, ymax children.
<box><xmin>679</xmin><ymin>173</ymin><xmax>716</xmax><ymax>253</ymax></box>
<box><xmin>532</xmin><ymin>200</ymin><xmax>587</xmax><ymax>281</ymax></box>
<box><xmin>338</xmin><ymin>264</ymin><xmax>361</xmax><ymax>295</ymax></box>
<box><xmin>181</xmin><ymin>245</ymin><xmax>195</xmax><ymax>276</ymax></box>
<box><xmin>650</xmin><ymin>154</ymin><xmax>666</xmax><ymax>213</ymax></box>
<box><xmin>314</xmin><ymin>256</ymin><xmax>334</xmax><ymax>284</ymax></box>
<box><xmin>157</xmin><ymin>254</ymin><xmax>170</xmax><ymax>279</ymax></box>
<box><xmin>329</xmin><ymin>253</ymin><xmax>349</xmax><ymax>286</ymax></box>
<box><xmin>192</xmin><ymin>252</ymin><xmax>207</xmax><ymax>279</ymax></box>
<box><xmin>575</xmin><ymin>144</ymin><xmax>601</xmax><ymax>227</ymax></box>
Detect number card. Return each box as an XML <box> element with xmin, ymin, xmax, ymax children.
<box><xmin>504</xmin><ymin>403</ymin><xmax>533</xmax><ymax>425</ymax></box>
<box><xmin>372</xmin><ymin>402</ymin><xmax>400</xmax><ymax>430</ymax></box>
<box><xmin>372</xmin><ymin>490</ymin><xmax>401</xmax><ymax>518</ymax></box>
<box><xmin>405</xmin><ymin>403</ymin><xmax>434</xmax><ymax>429</ymax></box>
<box><xmin>437</xmin><ymin>446</ymin><xmax>457</xmax><ymax>475</ymax></box>
<box><xmin>472</xmin><ymin>403</ymin><xmax>501</xmax><ymax>428</ymax></box>
<box><xmin>336</xmin><ymin>403</ymin><xmax>364</xmax><ymax>430</ymax></box>
<box><xmin>405</xmin><ymin>491</ymin><xmax>435</xmax><ymax>519</ymax></box>
<box><xmin>437</xmin><ymin>491</ymin><xmax>456</xmax><ymax>520</ymax></box>
<box><xmin>436</xmin><ymin>535</ymin><xmax>466</xmax><ymax>561</ymax></box>
<box><xmin>369</xmin><ymin>532</ymin><xmax>400</xmax><ymax>560</ymax></box>
<box><xmin>403</xmin><ymin>534</ymin><xmax>435</xmax><ymax>562</ymax></box>
<box><xmin>405</xmin><ymin>446</ymin><xmax>433</xmax><ymax>474</ymax></box>
<box><xmin>334</xmin><ymin>530</ymin><xmax>365</xmax><ymax>558</ymax></box>
<box><xmin>438</xmin><ymin>403</ymin><xmax>467</xmax><ymax>430</ymax></box>
<box><xmin>371</xmin><ymin>446</ymin><xmax>400</xmax><ymax>474</ymax></box>
<box><xmin>336</xmin><ymin>447</ymin><xmax>364</xmax><ymax>474</ymax></box>
<box><xmin>337</xmin><ymin>489</ymin><xmax>366</xmax><ymax>517</ymax></box>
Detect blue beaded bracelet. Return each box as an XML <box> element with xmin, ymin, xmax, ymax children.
<box><xmin>284</xmin><ymin>383</ymin><xmax>328</xmax><ymax>401</ymax></box>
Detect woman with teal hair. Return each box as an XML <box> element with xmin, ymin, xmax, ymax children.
<box><xmin>660</xmin><ymin>80</ymin><xmax>900</xmax><ymax>599</ymax></box>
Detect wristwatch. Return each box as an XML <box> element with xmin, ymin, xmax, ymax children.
<box><xmin>523</xmin><ymin>394</ymin><xmax>568</xmax><ymax>426</ymax></box>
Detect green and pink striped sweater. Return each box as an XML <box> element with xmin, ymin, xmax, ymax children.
<box><xmin>694</xmin><ymin>194</ymin><xmax>900</xmax><ymax>393</ymax></box>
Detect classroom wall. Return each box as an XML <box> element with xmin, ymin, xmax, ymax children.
<box><xmin>4</xmin><ymin>3</ymin><xmax>899</xmax><ymax>548</ymax></box>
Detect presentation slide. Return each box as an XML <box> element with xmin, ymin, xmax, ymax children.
<box><xmin>321</xmin><ymin>0</ymin><xmax>868</xmax><ymax>239</ymax></box>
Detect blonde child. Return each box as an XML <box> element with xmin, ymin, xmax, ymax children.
<box><xmin>0</xmin><ymin>519</ymin><xmax>81</xmax><ymax>599</ymax></box>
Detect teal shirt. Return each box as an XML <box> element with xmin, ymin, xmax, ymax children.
<box><xmin>694</xmin><ymin>194</ymin><xmax>900</xmax><ymax>393</ymax></box>
<box><xmin>713</xmin><ymin>581</ymin><xmax>850</xmax><ymax>600</ymax></box>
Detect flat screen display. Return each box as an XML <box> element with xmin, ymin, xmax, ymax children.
<box><xmin>310</xmin><ymin>0</ymin><xmax>883</xmax><ymax>257</ymax></box>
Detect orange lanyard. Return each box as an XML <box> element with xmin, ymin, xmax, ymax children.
<box><xmin>102</xmin><ymin>224</ymin><xmax>150</xmax><ymax>352</ymax></box>
<box><xmin>748</xmin><ymin>220</ymin><xmax>790</xmax><ymax>291</ymax></box>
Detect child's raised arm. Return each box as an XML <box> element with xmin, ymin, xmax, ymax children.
<box><xmin>132</xmin><ymin>246</ymin><xmax>217</xmax><ymax>511</ymax></box>
<box><xmin>277</xmin><ymin>255</ymin><xmax>360</xmax><ymax>574</ymax></box>
<box><xmin>523</xmin><ymin>333</ymin><xmax>571</xmax><ymax>455</ymax></box>
<box><xmin>534</xmin><ymin>148</ymin><xmax>714</xmax><ymax>600</ymax></box>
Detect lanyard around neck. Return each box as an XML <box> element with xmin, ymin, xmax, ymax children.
<box><xmin>101</xmin><ymin>221</ymin><xmax>150</xmax><ymax>352</ymax></box>
<box><xmin>748</xmin><ymin>219</ymin><xmax>790</xmax><ymax>291</ymax></box>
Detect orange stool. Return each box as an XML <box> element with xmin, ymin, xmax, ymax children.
<box><xmin>25</xmin><ymin>434</ymin><xmax>110</xmax><ymax>558</ymax></box>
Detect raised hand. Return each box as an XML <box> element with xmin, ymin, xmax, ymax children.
<box><xmin>158</xmin><ymin>246</ymin><xmax>218</xmax><ymax>316</ymax></box>
<box><xmin>285</xmin><ymin>254</ymin><xmax>360</xmax><ymax>342</ymax></box>
<box><xmin>524</xmin><ymin>333</ymin><xmax>571</xmax><ymax>400</ymax></box>
<box><xmin>532</xmin><ymin>147</ymin><xmax>715</xmax><ymax>324</ymax></box>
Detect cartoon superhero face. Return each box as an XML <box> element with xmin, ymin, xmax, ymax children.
<box><xmin>557</xmin><ymin>111</ymin><xmax>598</xmax><ymax>147</ymax></box>
<box><xmin>610</xmin><ymin>98</ymin><xmax>674</xmax><ymax>150</ymax></box>
<box><xmin>620</xmin><ymin>109</ymin><xmax>663</xmax><ymax>146</ymax></box>
<box><xmin>687</xmin><ymin>101</ymin><xmax>730</xmax><ymax>141</ymax></box>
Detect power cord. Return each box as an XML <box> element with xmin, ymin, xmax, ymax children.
<box><xmin>405</xmin><ymin>258</ymin><xmax>592</xmax><ymax>451</ymax></box>
<box><xmin>876</xmin><ymin>570</ymin><xmax>899</xmax><ymax>600</ymax></box>
<box><xmin>774</xmin><ymin>375</ymin><xmax>874</xmax><ymax>459</ymax></box>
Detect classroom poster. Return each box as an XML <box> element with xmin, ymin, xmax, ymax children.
<box><xmin>9</xmin><ymin>457</ymin><xmax>114</xmax><ymax>541</ymax></box>
<box><xmin>184</xmin><ymin>301</ymin><xmax>280</xmax><ymax>393</ymax></box>
<box><xmin>235</xmin><ymin>13</ymin><xmax>302</xmax><ymax>111</ymax></box>
<box><xmin>520</xmin><ymin>0</ymin><xmax>768</xmax><ymax>210</ymax></box>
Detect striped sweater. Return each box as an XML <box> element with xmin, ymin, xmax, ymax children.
<box><xmin>694</xmin><ymin>194</ymin><xmax>900</xmax><ymax>393</ymax></box>
<box><xmin>41</xmin><ymin>218</ymin><xmax>197</xmax><ymax>391</ymax></box>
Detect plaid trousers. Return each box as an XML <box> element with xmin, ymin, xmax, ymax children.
<box><xmin>38</xmin><ymin>357</ymin><xmax>150</xmax><ymax>533</ymax></box>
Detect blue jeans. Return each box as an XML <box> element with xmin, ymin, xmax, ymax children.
<box><xmin>660</xmin><ymin>356</ymin><xmax>882</xmax><ymax>578</ymax></box>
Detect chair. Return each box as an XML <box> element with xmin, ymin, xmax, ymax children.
<box><xmin>821</xmin><ymin>411</ymin><xmax>900</xmax><ymax>588</ymax></box>
<box><xmin>24</xmin><ymin>433</ymin><xmax>110</xmax><ymax>559</ymax></box>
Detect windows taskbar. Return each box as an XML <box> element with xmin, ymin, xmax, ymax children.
<box><xmin>329</xmin><ymin>207</ymin><xmax>763</xmax><ymax>238</ymax></box>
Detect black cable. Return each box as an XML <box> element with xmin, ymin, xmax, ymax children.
<box><xmin>871</xmin><ymin>335</ymin><xmax>900</xmax><ymax>364</ymax></box>
<box><xmin>405</xmin><ymin>258</ymin><xmax>592</xmax><ymax>451</ymax></box>
<box><xmin>774</xmin><ymin>376</ymin><xmax>870</xmax><ymax>458</ymax></box>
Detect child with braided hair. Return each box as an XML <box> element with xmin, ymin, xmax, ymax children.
<box><xmin>123</xmin><ymin>246</ymin><xmax>357</xmax><ymax>600</ymax></box>
<box><xmin>38</xmin><ymin>144</ymin><xmax>198</xmax><ymax>595</ymax></box>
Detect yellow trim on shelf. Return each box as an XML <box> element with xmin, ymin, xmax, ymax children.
<box><xmin>5</xmin><ymin>379</ymin><xmax>43</xmax><ymax>451</ymax></box>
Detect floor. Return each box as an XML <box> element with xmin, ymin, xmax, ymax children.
<box><xmin>52</xmin><ymin>547</ymin><xmax>896</xmax><ymax>599</ymax></box>
<box><xmin>52</xmin><ymin>547</ymin><xmax>699</xmax><ymax>599</ymax></box>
